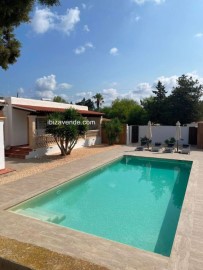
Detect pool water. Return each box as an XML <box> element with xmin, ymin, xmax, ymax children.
<box><xmin>10</xmin><ymin>156</ymin><xmax>192</xmax><ymax>256</ymax></box>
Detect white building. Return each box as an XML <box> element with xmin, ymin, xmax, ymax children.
<box><xmin>2</xmin><ymin>97</ymin><xmax>103</xmax><ymax>159</ymax></box>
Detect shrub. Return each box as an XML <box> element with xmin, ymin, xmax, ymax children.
<box><xmin>164</xmin><ymin>137</ymin><xmax>176</xmax><ymax>145</ymax></box>
<box><xmin>103</xmin><ymin>118</ymin><xmax>122</xmax><ymax>145</ymax></box>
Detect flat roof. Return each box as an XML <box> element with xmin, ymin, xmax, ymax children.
<box><xmin>12</xmin><ymin>104</ymin><xmax>104</xmax><ymax>116</ymax></box>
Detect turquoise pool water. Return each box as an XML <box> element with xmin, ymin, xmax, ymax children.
<box><xmin>10</xmin><ymin>156</ymin><xmax>192</xmax><ymax>256</ymax></box>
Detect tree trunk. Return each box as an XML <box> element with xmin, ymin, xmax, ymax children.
<box><xmin>66</xmin><ymin>149</ymin><xmax>71</xmax><ymax>155</ymax></box>
<box><xmin>60</xmin><ymin>143</ymin><xmax>67</xmax><ymax>156</ymax></box>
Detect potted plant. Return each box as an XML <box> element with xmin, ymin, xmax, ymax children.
<box><xmin>164</xmin><ymin>137</ymin><xmax>176</xmax><ymax>147</ymax></box>
<box><xmin>140</xmin><ymin>136</ymin><xmax>152</xmax><ymax>149</ymax></box>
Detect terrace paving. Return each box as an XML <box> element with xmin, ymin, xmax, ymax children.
<box><xmin>0</xmin><ymin>145</ymin><xmax>202</xmax><ymax>270</ymax></box>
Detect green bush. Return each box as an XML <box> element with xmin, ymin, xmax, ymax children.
<box><xmin>103</xmin><ymin>118</ymin><xmax>122</xmax><ymax>145</ymax></box>
<box><xmin>140</xmin><ymin>136</ymin><xmax>152</xmax><ymax>148</ymax></box>
<box><xmin>164</xmin><ymin>137</ymin><xmax>176</xmax><ymax>145</ymax></box>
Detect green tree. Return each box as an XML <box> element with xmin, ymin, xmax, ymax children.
<box><xmin>92</xmin><ymin>93</ymin><xmax>104</xmax><ymax>110</ymax></box>
<box><xmin>152</xmin><ymin>81</ymin><xmax>168</xmax><ymax>124</ymax></box>
<box><xmin>0</xmin><ymin>0</ymin><xmax>60</xmax><ymax>69</ymax></box>
<box><xmin>110</xmin><ymin>98</ymin><xmax>142</xmax><ymax>123</ymax></box>
<box><xmin>153</xmin><ymin>81</ymin><xmax>167</xmax><ymax>101</ymax></box>
<box><xmin>127</xmin><ymin>106</ymin><xmax>148</xmax><ymax>125</ymax></box>
<box><xmin>168</xmin><ymin>75</ymin><xmax>203</xmax><ymax>124</ymax></box>
<box><xmin>140</xmin><ymin>96</ymin><xmax>156</xmax><ymax>122</ymax></box>
<box><xmin>100</xmin><ymin>106</ymin><xmax>112</xmax><ymax>119</ymax></box>
<box><xmin>76</xmin><ymin>98</ymin><xmax>95</xmax><ymax>110</ymax></box>
<box><xmin>46</xmin><ymin>109</ymin><xmax>88</xmax><ymax>156</ymax></box>
<box><xmin>53</xmin><ymin>96</ymin><xmax>67</xmax><ymax>103</ymax></box>
<box><xmin>102</xmin><ymin>118</ymin><xmax>122</xmax><ymax>145</ymax></box>
<box><xmin>101</xmin><ymin>98</ymin><xmax>146</xmax><ymax>124</ymax></box>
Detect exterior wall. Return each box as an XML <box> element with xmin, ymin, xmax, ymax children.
<box><xmin>12</xmin><ymin>109</ymin><xmax>29</xmax><ymax>146</ymax></box>
<box><xmin>6</xmin><ymin>97</ymin><xmax>88</xmax><ymax>111</ymax></box>
<box><xmin>25</xmin><ymin>135</ymin><xmax>101</xmax><ymax>158</ymax></box>
<box><xmin>86</xmin><ymin>117</ymin><xmax>101</xmax><ymax>130</ymax></box>
<box><xmin>0</xmin><ymin>119</ymin><xmax>5</xmax><ymax>169</ymax></box>
<box><xmin>3</xmin><ymin>104</ymin><xmax>13</xmax><ymax>146</ymax></box>
<box><xmin>2</xmin><ymin>106</ymin><xmax>10</xmax><ymax>147</ymax></box>
<box><xmin>138</xmin><ymin>125</ymin><xmax>189</xmax><ymax>144</ymax></box>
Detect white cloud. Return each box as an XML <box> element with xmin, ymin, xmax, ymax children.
<box><xmin>84</xmin><ymin>24</ymin><xmax>90</xmax><ymax>32</ymax></box>
<box><xmin>74</xmin><ymin>42</ymin><xmax>94</xmax><ymax>55</ymax></box>
<box><xmin>133</xmin><ymin>82</ymin><xmax>152</xmax><ymax>96</ymax></box>
<box><xmin>32</xmin><ymin>8</ymin><xmax>55</xmax><ymax>34</ymax></box>
<box><xmin>82</xmin><ymin>3</ymin><xmax>86</xmax><ymax>9</ymax></box>
<box><xmin>36</xmin><ymin>90</ymin><xmax>55</xmax><ymax>99</ymax></box>
<box><xmin>85</xmin><ymin>42</ymin><xmax>94</xmax><ymax>48</ymax></box>
<box><xmin>132</xmin><ymin>0</ymin><xmax>165</xmax><ymax>5</ymax></box>
<box><xmin>17</xmin><ymin>88</ymin><xmax>24</xmax><ymax>94</ymax></box>
<box><xmin>135</xmin><ymin>16</ymin><xmax>141</xmax><ymax>22</ymax></box>
<box><xmin>109</xmin><ymin>47</ymin><xmax>119</xmax><ymax>56</ymax></box>
<box><xmin>100</xmin><ymin>88</ymin><xmax>118</xmax><ymax>105</ymax></box>
<box><xmin>36</xmin><ymin>74</ymin><xmax>57</xmax><ymax>91</ymax></box>
<box><xmin>103</xmin><ymin>88</ymin><xmax>118</xmax><ymax>98</ymax></box>
<box><xmin>71</xmin><ymin>72</ymin><xmax>203</xmax><ymax>105</ymax></box>
<box><xmin>194</xmin><ymin>33</ymin><xmax>203</xmax><ymax>38</ymax></box>
<box><xmin>76</xmin><ymin>91</ymin><xmax>93</xmax><ymax>98</ymax></box>
<box><xmin>74</xmin><ymin>46</ymin><xmax>86</xmax><ymax>55</ymax></box>
<box><xmin>60</xmin><ymin>94</ymin><xmax>69</xmax><ymax>100</ymax></box>
<box><xmin>111</xmin><ymin>82</ymin><xmax>118</xmax><ymax>87</ymax></box>
<box><xmin>57</xmin><ymin>83</ymin><xmax>72</xmax><ymax>90</ymax></box>
<box><xmin>185</xmin><ymin>71</ymin><xmax>203</xmax><ymax>85</ymax></box>
<box><xmin>155</xmin><ymin>71</ymin><xmax>203</xmax><ymax>93</ymax></box>
<box><xmin>101</xmin><ymin>88</ymin><xmax>142</xmax><ymax>105</ymax></box>
<box><xmin>155</xmin><ymin>75</ymin><xmax>178</xmax><ymax>91</ymax></box>
<box><xmin>35</xmin><ymin>74</ymin><xmax>72</xmax><ymax>99</ymax></box>
<box><xmin>58</xmin><ymin>7</ymin><xmax>80</xmax><ymax>35</ymax></box>
<box><xmin>32</xmin><ymin>7</ymin><xmax>80</xmax><ymax>35</ymax></box>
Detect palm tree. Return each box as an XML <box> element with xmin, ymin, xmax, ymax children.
<box><xmin>92</xmin><ymin>93</ymin><xmax>104</xmax><ymax>110</ymax></box>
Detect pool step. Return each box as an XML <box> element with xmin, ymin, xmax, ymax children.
<box><xmin>15</xmin><ymin>208</ymin><xmax>65</xmax><ymax>223</ymax></box>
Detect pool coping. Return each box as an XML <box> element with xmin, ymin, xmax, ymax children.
<box><xmin>0</xmin><ymin>146</ymin><xmax>200</xmax><ymax>270</ymax></box>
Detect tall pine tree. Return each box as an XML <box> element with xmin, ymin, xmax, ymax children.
<box><xmin>168</xmin><ymin>75</ymin><xmax>203</xmax><ymax>124</ymax></box>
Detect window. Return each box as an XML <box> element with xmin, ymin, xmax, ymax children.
<box><xmin>36</xmin><ymin>118</ymin><xmax>47</xmax><ymax>130</ymax></box>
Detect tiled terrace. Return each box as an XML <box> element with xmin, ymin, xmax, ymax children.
<box><xmin>0</xmin><ymin>145</ymin><xmax>203</xmax><ymax>270</ymax></box>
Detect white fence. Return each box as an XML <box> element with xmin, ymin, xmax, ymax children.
<box><xmin>128</xmin><ymin>125</ymin><xmax>189</xmax><ymax>145</ymax></box>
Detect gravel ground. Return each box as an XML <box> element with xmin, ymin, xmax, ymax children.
<box><xmin>0</xmin><ymin>145</ymin><xmax>119</xmax><ymax>186</ymax></box>
<box><xmin>0</xmin><ymin>236</ymin><xmax>109</xmax><ymax>270</ymax></box>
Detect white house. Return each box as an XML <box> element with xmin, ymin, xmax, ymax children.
<box><xmin>2</xmin><ymin>97</ymin><xmax>103</xmax><ymax>159</ymax></box>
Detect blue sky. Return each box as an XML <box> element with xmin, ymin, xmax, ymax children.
<box><xmin>1</xmin><ymin>0</ymin><xmax>203</xmax><ymax>105</ymax></box>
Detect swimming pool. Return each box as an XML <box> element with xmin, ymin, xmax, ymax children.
<box><xmin>10</xmin><ymin>156</ymin><xmax>192</xmax><ymax>257</ymax></box>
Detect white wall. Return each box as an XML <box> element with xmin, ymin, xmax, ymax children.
<box><xmin>26</xmin><ymin>135</ymin><xmax>101</xmax><ymax>158</ymax></box>
<box><xmin>6</xmin><ymin>97</ymin><xmax>88</xmax><ymax>111</ymax></box>
<box><xmin>0</xmin><ymin>120</ymin><xmax>5</xmax><ymax>169</ymax></box>
<box><xmin>3</xmin><ymin>106</ymin><xmax>10</xmax><ymax>146</ymax></box>
<box><xmin>12</xmin><ymin>109</ymin><xmax>29</xmax><ymax>146</ymax></box>
<box><xmin>138</xmin><ymin>125</ymin><xmax>189</xmax><ymax>144</ymax></box>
